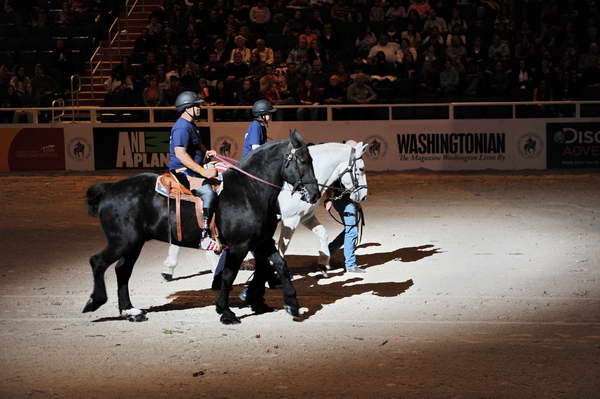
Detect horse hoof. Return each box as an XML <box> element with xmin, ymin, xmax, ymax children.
<box><xmin>318</xmin><ymin>264</ymin><xmax>329</xmax><ymax>278</ymax></box>
<box><xmin>251</xmin><ymin>302</ymin><xmax>275</xmax><ymax>315</ymax></box>
<box><xmin>284</xmin><ymin>305</ymin><xmax>300</xmax><ymax>318</ymax></box>
<box><xmin>161</xmin><ymin>273</ymin><xmax>173</xmax><ymax>282</ymax></box>
<box><xmin>82</xmin><ymin>297</ymin><xmax>106</xmax><ymax>313</ymax></box>
<box><xmin>127</xmin><ymin>313</ymin><xmax>148</xmax><ymax>322</ymax></box>
<box><xmin>220</xmin><ymin>313</ymin><xmax>241</xmax><ymax>325</ymax></box>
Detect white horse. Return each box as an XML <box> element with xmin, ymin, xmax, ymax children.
<box><xmin>161</xmin><ymin>142</ymin><xmax>369</xmax><ymax>280</ymax></box>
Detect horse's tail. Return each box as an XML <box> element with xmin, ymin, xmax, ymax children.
<box><xmin>86</xmin><ymin>183</ymin><xmax>112</xmax><ymax>217</ymax></box>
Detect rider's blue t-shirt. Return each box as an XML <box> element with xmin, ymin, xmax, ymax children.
<box><xmin>168</xmin><ymin>117</ymin><xmax>205</xmax><ymax>171</ymax></box>
<box><xmin>242</xmin><ymin>119</ymin><xmax>266</xmax><ymax>157</ymax></box>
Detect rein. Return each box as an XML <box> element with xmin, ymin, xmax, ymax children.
<box><xmin>212</xmin><ymin>153</ymin><xmax>282</xmax><ymax>189</ymax></box>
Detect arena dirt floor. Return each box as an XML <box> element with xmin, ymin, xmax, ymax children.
<box><xmin>0</xmin><ymin>170</ymin><xmax>599</xmax><ymax>399</ymax></box>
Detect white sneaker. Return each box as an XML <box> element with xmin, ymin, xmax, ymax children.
<box><xmin>200</xmin><ymin>237</ymin><xmax>221</xmax><ymax>252</ymax></box>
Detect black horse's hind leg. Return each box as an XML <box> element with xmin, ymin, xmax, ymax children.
<box><xmin>245</xmin><ymin>248</ymin><xmax>274</xmax><ymax>314</ymax></box>
<box><xmin>82</xmin><ymin>245</ymin><xmax>123</xmax><ymax>313</ymax></box>
<box><xmin>215</xmin><ymin>247</ymin><xmax>246</xmax><ymax>324</ymax></box>
<box><xmin>115</xmin><ymin>243</ymin><xmax>147</xmax><ymax>322</ymax></box>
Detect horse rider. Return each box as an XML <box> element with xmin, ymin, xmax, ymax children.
<box><xmin>168</xmin><ymin>90</ymin><xmax>220</xmax><ymax>250</ymax></box>
<box><xmin>242</xmin><ymin>98</ymin><xmax>277</xmax><ymax>157</ymax></box>
<box><xmin>324</xmin><ymin>140</ymin><xmax>366</xmax><ymax>273</ymax></box>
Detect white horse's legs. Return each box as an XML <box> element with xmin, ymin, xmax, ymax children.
<box><xmin>161</xmin><ymin>244</ymin><xmax>181</xmax><ymax>280</ymax></box>
<box><xmin>278</xmin><ymin>215</ymin><xmax>300</xmax><ymax>256</ymax></box>
<box><xmin>301</xmin><ymin>214</ymin><xmax>331</xmax><ymax>269</ymax></box>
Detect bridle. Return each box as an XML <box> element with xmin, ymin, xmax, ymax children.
<box><xmin>321</xmin><ymin>147</ymin><xmax>368</xmax><ymax>201</ymax></box>
<box><xmin>212</xmin><ymin>143</ymin><xmax>313</xmax><ymax>200</ymax></box>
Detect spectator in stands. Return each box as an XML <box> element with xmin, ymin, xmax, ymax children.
<box><xmin>297</xmin><ymin>78</ymin><xmax>323</xmax><ymax>121</ymax></box>
<box><xmin>142</xmin><ymin>75</ymin><xmax>164</xmax><ymax>106</ymax></box>
<box><xmin>188</xmin><ymin>37</ymin><xmax>210</xmax><ymax>67</ymax></box>
<box><xmin>581</xmin><ymin>57</ymin><xmax>600</xmax><ymax>99</ymax></box>
<box><xmin>463</xmin><ymin>61</ymin><xmax>484</xmax><ymax>99</ymax></box>
<box><xmin>164</xmin><ymin>75</ymin><xmax>183</xmax><ymax>106</ymax></box>
<box><xmin>140</xmin><ymin>52</ymin><xmax>159</xmax><ymax>79</ymax></box>
<box><xmin>252</xmin><ymin>38</ymin><xmax>274</xmax><ymax>65</ymax></box>
<box><xmin>286</xmin><ymin>37</ymin><xmax>310</xmax><ymax>65</ymax></box>
<box><xmin>248</xmin><ymin>52</ymin><xmax>266</xmax><ymax>80</ymax></box>
<box><xmin>299</xmin><ymin>25</ymin><xmax>318</xmax><ymax>48</ymax></box>
<box><xmin>369</xmin><ymin>0</ymin><xmax>385</xmax><ymax>25</ymax></box>
<box><xmin>331</xmin><ymin>63</ymin><xmax>350</xmax><ymax>88</ymax></box>
<box><xmin>234</xmin><ymin>78</ymin><xmax>258</xmax><ymax>107</ymax></box>
<box><xmin>210</xmin><ymin>80</ymin><xmax>233</xmax><ymax>105</ymax></box>
<box><xmin>306</xmin><ymin>59</ymin><xmax>329</xmax><ymax>90</ymax></box>
<box><xmin>346</xmin><ymin>72</ymin><xmax>377</xmax><ymax>104</ymax></box>
<box><xmin>225</xmin><ymin>52</ymin><xmax>250</xmax><ymax>82</ymax></box>
<box><xmin>202</xmin><ymin>53</ymin><xmax>227</xmax><ymax>87</ymax></box>
<box><xmin>213</xmin><ymin>38</ymin><xmax>229</xmax><ymax>64</ymax></box>
<box><xmin>487</xmin><ymin>60</ymin><xmax>510</xmax><ymax>99</ymax></box>
<box><xmin>368</xmin><ymin>34</ymin><xmax>400</xmax><ymax>64</ymax></box>
<box><xmin>446</xmin><ymin>35</ymin><xmax>467</xmax><ymax>61</ymax></box>
<box><xmin>385</xmin><ymin>0</ymin><xmax>407</xmax><ymax>22</ymax></box>
<box><xmin>146</xmin><ymin>16</ymin><xmax>164</xmax><ymax>38</ymax></box>
<box><xmin>423</xmin><ymin>9</ymin><xmax>448</xmax><ymax>38</ymax></box>
<box><xmin>409</xmin><ymin>0</ymin><xmax>432</xmax><ymax>20</ymax></box>
<box><xmin>249</xmin><ymin>0</ymin><xmax>271</xmax><ymax>34</ymax></box>
<box><xmin>284</xmin><ymin>62</ymin><xmax>305</xmax><ymax>98</ymax></box>
<box><xmin>466</xmin><ymin>36</ymin><xmax>486</xmax><ymax>65</ymax></box>
<box><xmin>512</xmin><ymin>59</ymin><xmax>534</xmax><ymax>100</ymax></box>
<box><xmin>283</xmin><ymin>10</ymin><xmax>306</xmax><ymax>36</ymax></box>
<box><xmin>197</xmin><ymin>78</ymin><xmax>211</xmax><ymax>100</ymax></box>
<box><xmin>447</xmin><ymin>7</ymin><xmax>467</xmax><ymax>46</ymax></box>
<box><xmin>230</xmin><ymin>35</ymin><xmax>252</xmax><ymax>65</ymax></box>
<box><xmin>488</xmin><ymin>33</ymin><xmax>511</xmax><ymax>62</ymax></box>
<box><xmin>440</xmin><ymin>58</ymin><xmax>460</xmax><ymax>98</ymax></box>
<box><xmin>9</xmin><ymin>65</ymin><xmax>32</xmax><ymax>106</ymax></box>
<box><xmin>31</xmin><ymin>64</ymin><xmax>59</xmax><ymax>107</ymax></box>
<box><xmin>356</xmin><ymin>25</ymin><xmax>378</xmax><ymax>59</ymax></box>
<box><xmin>578</xmin><ymin>42</ymin><xmax>600</xmax><ymax>73</ymax></box>
<box><xmin>104</xmin><ymin>68</ymin><xmax>134</xmax><ymax>106</ymax></box>
<box><xmin>180</xmin><ymin>61</ymin><xmax>199</xmax><ymax>91</ymax></box>
<box><xmin>135</xmin><ymin>27</ymin><xmax>158</xmax><ymax>55</ymax></box>
<box><xmin>401</xmin><ymin>23</ymin><xmax>422</xmax><ymax>49</ymax></box>
<box><xmin>323</xmin><ymin>75</ymin><xmax>346</xmax><ymax>105</ymax></box>
<box><xmin>369</xmin><ymin>51</ymin><xmax>398</xmax><ymax>85</ymax></box>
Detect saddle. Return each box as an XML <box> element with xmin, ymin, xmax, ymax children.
<box><xmin>155</xmin><ymin>172</ymin><xmax>218</xmax><ymax>243</ymax></box>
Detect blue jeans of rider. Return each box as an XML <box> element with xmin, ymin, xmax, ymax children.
<box><xmin>328</xmin><ymin>200</ymin><xmax>360</xmax><ymax>271</ymax></box>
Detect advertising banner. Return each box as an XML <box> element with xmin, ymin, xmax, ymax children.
<box><xmin>93</xmin><ymin>127</ymin><xmax>211</xmax><ymax>170</ymax></box>
<box><xmin>64</xmin><ymin>126</ymin><xmax>94</xmax><ymax>171</ymax></box>
<box><xmin>0</xmin><ymin>128</ymin><xmax>65</xmax><ymax>172</ymax></box>
<box><xmin>546</xmin><ymin>122</ymin><xmax>600</xmax><ymax>169</ymax></box>
<box><xmin>261</xmin><ymin>120</ymin><xmax>547</xmax><ymax>171</ymax></box>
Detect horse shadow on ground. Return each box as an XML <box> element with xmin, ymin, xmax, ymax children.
<box><xmin>141</xmin><ymin>244</ymin><xmax>441</xmax><ymax>322</ymax></box>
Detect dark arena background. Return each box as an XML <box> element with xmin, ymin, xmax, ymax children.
<box><xmin>1</xmin><ymin>0</ymin><xmax>599</xmax><ymax>397</ymax></box>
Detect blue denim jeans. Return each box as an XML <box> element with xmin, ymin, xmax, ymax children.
<box><xmin>328</xmin><ymin>200</ymin><xmax>358</xmax><ymax>269</ymax></box>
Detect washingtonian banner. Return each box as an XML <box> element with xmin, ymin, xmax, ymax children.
<box><xmin>211</xmin><ymin>120</ymin><xmax>548</xmax><ymax>171</ymax></box>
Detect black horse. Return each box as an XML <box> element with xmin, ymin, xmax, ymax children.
<box><xmin>83</xmin><ymin>130</ymin><xmax>320</xmax><ymax>324</ymax></box>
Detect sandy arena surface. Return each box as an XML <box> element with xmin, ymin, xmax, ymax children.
<box><xmin>0</xmin><ymin>170</ymin><xmax>599</xmax><ymax>398</ymax></box>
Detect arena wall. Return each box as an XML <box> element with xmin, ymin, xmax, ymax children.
<box><xmin>0</xmin><ymin>115</ymin><xmax>598</xmax><ymax>172</ymax></box>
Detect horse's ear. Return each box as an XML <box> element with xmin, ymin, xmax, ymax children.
<box><xmin>290</xmin><ymin>129</ymin><xmax>305</xmax><ymax>148</ymax></box>
<box><xmin>355</xmin><ymin>141</ymin><xmax>368</xmax><ymax>157</ymax></box>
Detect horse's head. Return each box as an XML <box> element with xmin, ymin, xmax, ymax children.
<box><xmin>282</xmin><ymin>129</ymin><xmax>320</xmax><ymax>204</ymax></box>
<box><xmin>339</xmin><ymin>141</ymin><xmax>368</xmax><ymax>202</ymax></box>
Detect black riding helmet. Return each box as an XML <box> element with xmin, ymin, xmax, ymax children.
<box><xmin>175</xmin><ymin>91</ymin><xmax>205</xmax><ymax>113</ymax></box>
<box><xmin>252</xmin><ymin>99</ymin><xmax>276</xmax><ymax>118</ymax></box>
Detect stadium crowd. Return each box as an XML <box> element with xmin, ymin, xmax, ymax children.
<box><xmin>1</xmin><ymin>0</ymin><xmax>600</xmax><ymax>112</ymax></box>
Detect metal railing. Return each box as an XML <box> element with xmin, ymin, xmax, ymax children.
<box><xmin>0</xmin><ymin>101</ymin><xmax>599</xmax><ymax>126</ymax></box>
<box><xmin>88</xmin><ymin>0</ymin><xmax>141</xmax><ymax>99</ymax></box>
<box><xmin>51</xmin><ymin>99</ymin><xmax>65</xmax><ymax>122</ymax></box>
<box><xmin>70</xmin><ymin>74</ymin><xmax>81</xmax><ymax>121</ymax></box>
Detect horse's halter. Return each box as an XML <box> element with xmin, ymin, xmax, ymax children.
<box><xmin>325</xmin><ymin>147</ymin><xmax>368</xmax><ymax>201</ymax></box>
<box><xmin>282</xmin><ymin>143</ymin><xmax>313</xmax><ymax>201</ymax></box>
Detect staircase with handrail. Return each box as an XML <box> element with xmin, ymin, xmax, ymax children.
<box><xmin>77</xmin><ymin>0</ymin><xmax>162</xmax><ymax>108</ymax></box>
